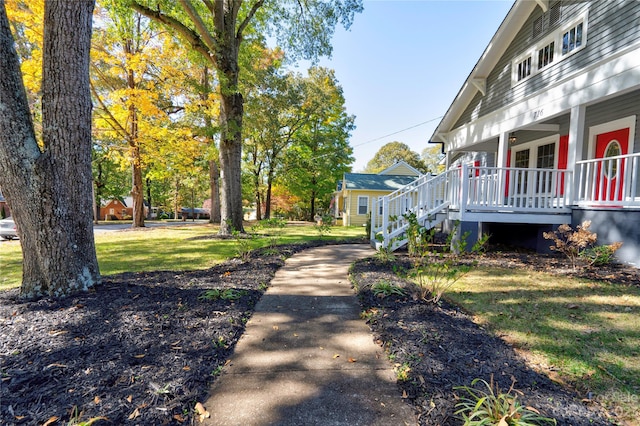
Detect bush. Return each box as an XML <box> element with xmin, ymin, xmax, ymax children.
<box><xmin>543</xmin><ymin>221</ymin><xmax>622</xmax><ymax>270</ymax></box>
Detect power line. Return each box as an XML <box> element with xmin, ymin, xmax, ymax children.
<box><xmin>351</xmin><ymin>115</ymin><xmax>444</xmax><ymax>148</ymax></box>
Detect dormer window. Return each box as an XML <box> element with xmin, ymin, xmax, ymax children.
<box><xmin>512</xmin><ymin>9</ymin><xmax>588</xmax><ymax>85</ymax></box>
<box><xmin>537</xmin><ymin>41</ymin><xmax>555</xmax><ymax>69</ymax></box>
<box><xmin>516</xmin><ymin>56</ymin><xmax>532</xmax><ymax>81</ymax></box>
<box><xmin>562</xmin><ymin>21</ymin><xmax>583</xmax><ymax>55</ymax></box>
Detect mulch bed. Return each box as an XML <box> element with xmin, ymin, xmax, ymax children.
<box><xmin>1</xmin><ymin>241</ymin><xmax>636</xmax><ymax>425</ymax></box>
<box><xmin>350</xmin><ymin>250</ymin><xmax>639</xmax><ymax>426</ymax></box>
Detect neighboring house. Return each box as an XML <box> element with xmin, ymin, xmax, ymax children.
<box><xmin>99</xmin><ymin>198</ymin><xmax>129</xmax><ymax>220</ymax></box>
<box><xmin>335</xmin><ymin>161</ymin><xmax>422</xmax><ymax>226</ymax></box>
<box><xmin>374</xmin><ymin>0</ymin><xmax>640</xmax><ymax>265</ymax></box>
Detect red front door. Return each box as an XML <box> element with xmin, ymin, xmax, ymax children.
<box><xmin>595</xmin><ymin>128</ymin><xmax>630</xmax><ymax>201</ymax></box>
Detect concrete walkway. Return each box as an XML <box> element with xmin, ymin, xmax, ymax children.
<box><xmin>202</xmin><ymin>244</ymin><xmax>417</xmax><ymax>426</ymax></box>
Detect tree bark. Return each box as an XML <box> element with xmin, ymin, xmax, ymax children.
<box><xmin>0</xmin><ymin>0</ymin><xmax>100</xmax><ymax>299</ymax></box>
<box><xmin>209</xmin><ymin>160</ymin><xmax>221</xmax><ymax>223</ymax></box>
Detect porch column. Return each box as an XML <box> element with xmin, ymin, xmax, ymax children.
<box><xmin>497</xmin><ymin>132</ymin><xmax>509</xmax><ymax>205</ymax></box>
<box><xmin>497</xmin><ymin>132</ymin><xmax>509</xmax><ymax>168</ymax></box>
<box><xmin>567</xmin><ymin>105</ymin><xmax>586</xmax><ymax>204</ymax></box>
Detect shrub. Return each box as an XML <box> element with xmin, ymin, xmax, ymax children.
<box><xmin>543</xmin><ymin>221</ymin><xmax>622</xmax><ymax>270</ymax></box>
<box><xmin>455</xmin><ymin>376</ymin><xmax>557</xmax><ymax>425</ymax></box>
<box><xmin>409</xmin><ymin>255</ymin><xmax>474</xmax><ymax>303</ymax></box>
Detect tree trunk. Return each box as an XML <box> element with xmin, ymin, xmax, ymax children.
<box><xmin>131</xmin><ymin>153</ymin><xmax>145</xmax><ymax>227</ymax></box>
<box><xmin>0</xmin><ymin>0</ymin><xmax>100</xmax><ymax>299</ymax></box>
<box><xmin>218</xmin><ymin>90</ymin><xmax>244</xmax><ymax>234</ymax></box>
<box><xmin>265</xmin><ymin>170</ymin><xmax>274</xmax><ymax>219</ymax></box>
<box><xmin>209</xmin><ymin>161</ymin><xmax>221</xmax><ymax>223</ymax></box>
<box><xmin>146</xmin><ymin>177</ymin><xmax>152</xmax><ymax>219</ymax></box>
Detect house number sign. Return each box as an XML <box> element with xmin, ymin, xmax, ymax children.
<box><xmin>533</xmin><ymin>109</ymin><xmax>544</xmax><ymax>120</ymax></box>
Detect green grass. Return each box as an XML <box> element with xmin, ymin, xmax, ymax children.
<box><xmin>448</xmin><ymin>267</ymin><xmax>640</xmax><ymax>423</ymax></box>
<box><xmin>0</xmin><ymin>222</ymin><xmax>366</xmax><ymax>291</ymax></box>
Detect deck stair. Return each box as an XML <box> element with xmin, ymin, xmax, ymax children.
<box><xmin>371</xmin><ymin>172</ymin><xmax>450</xmax><ymax>251</ymax></box>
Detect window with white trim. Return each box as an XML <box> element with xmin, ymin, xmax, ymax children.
<box><xmin>561</xmin><ymin>21</ymin><xmax>583</xmax><ymax>55</ymax></box>
<box><xmin>357</xmin><ymin>196</ymin><xmax>368</xmax><ymax>215</ymax></box>
<box><xmin>512</xmin><ymin>10</ymin><xmax>587</xmax><ymax>85</ymax></box>
<box><xmin>516</xmin><ymin>56</ymin><xmax>532</xmax><ymax>82</ymax></box>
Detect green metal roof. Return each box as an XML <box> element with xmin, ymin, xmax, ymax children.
<box><xmin>343</xmin><ymin>173</ymin><xmax>418</xmax><ymax>191</ymax></box>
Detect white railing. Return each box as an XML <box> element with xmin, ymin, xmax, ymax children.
<box><xmin>371</xmin><ymin>172</ymin><xmax>449</xmax><ymax>248</ymax></box>
<box><xmin>575</xmin><ymin>153</ymin><xmax>640</xmax><ymax>207</ymax></box>
<box><xmin>454</xmin><ymin>164</ymin><xmax>573</xmax><ymax>214</ymax></box>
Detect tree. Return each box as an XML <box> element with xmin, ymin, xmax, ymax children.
<box><xmin>282</xmin><ymin>67</ymin><xmax>354</xmax><ymax>220</ymax></box>
<box><xmin>128</xmin><ymin>0</ymin><xmax>363</xmax><ymax>234</ymax></box>
<box><xmin>0</xmin><ymin>0</ymin><xmax>100</xmax><ymax>298</ymax></box>
<box><xmin>364</xmin><ymin>141</ymin><xmax>428</xmax><ymax>174</ymax></box>
<box><xmin>422</xmin><ymin>144</ymin><xmax>446</xmax><ymax>174</ymax></box>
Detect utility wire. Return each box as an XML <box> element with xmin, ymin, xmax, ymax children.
<box><xmin>350</xmin><ymin>115</ymin><xmax>444</xmax><ymax>148</ymax></box>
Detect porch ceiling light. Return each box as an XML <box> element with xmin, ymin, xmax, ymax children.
<box><xmin>508</xmin><ymin>133</ymin><xmax>517</xmax><ymax>144</ymax></box>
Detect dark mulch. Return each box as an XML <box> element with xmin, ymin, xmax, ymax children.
<box><xmin>1</xmin><ymin>240</ymin><xmax>636</xmax><ymax>425</ymax></box>
<box><xmin>350</xmin><ymin>249</ymin><xmax>639</xmax><ymax>426</ymax></box>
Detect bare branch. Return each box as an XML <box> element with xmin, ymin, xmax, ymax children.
<box><xmin>237</xmin><ymin>0</ymin><xmax>264</xmax><ymax>40</ymax></box>
<box><xmin>129</xmin><ymin>1</ymin><xmax>215</xmax><ymax>65</ymax></box>
<box><xmin>178</xmin><ymin>0</ymin><xmax>218</xmax><ymax>53</ymax></box>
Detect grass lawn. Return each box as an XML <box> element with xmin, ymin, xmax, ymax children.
<box><xmin>0</xmin><ymin>222</ymin><xmax>366</xmax><ymax>291</ymax></box>
<box><xmin>447</xmin><ymin>267</ymin><xmax>640</xmax><ymax>423</ymax></box>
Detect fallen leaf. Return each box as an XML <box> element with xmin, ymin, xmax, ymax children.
<box><xmin>173</xmin><ymin>413</ymin><xmax>185</xmax><ymax>423</ymax></box>
<box><xmin>348</xmin><ymin>357</ymin><xmax>357</xmax><ymax>363</ymax></box>
<box><xmin>333</xmin><ymin>354</ymin><xmax>340</xmax><ymax>359</ymax></box>
<box><xmin>42</xmin><ymin>417</ymin><xmax>59</xmax><ymax>426</ymax></box>
<box><xmin>94</xmin><ymin>395</ymin><xmax>101</xmax><ymax>404</ymax></box>
<box><xmin>272</xmin><ymin>325</ymin><xmax>279</xmax><ymax>331</ymax></box>
<box><xmin>126</xmin><ymin>395</ymin><xmax>133</xmax><ymax>403</ymax></box>
<box><xmin>567</xmin><ymin>303</ymin><xmax>579</xmax><ymax>309</ymax></box>
<box><xmin>133</xmin><ymin>354</ymin><xmax>145</xmax><ymax>358</ymax></box>
<box><xmin>182</xmin><ymin>366</ymin><xmax>191</xmax><ymax>371</ymax></box>
<box><xmin>402</xmin><ymin>390</ymin><xmax>408</xmax><ymax>398</ymax></box>
<box><xmin>128</xmin><ymin>408</ymin><xmax>140</xmax><ymax>420</ymax></box>
<box><xmin>48</xmin><ymin>330</ymin><xmax>68</xmax><ymax>336</ymax></box>
<box><xmin>195</xmin><ymin>402</ymin><xmax>210</xmax><ymax>423</ymax></box>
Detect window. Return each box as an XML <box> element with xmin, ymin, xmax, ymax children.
<box><xmin>537</xmin><ymin>41</ymin><xmax>555</xmax><ymax>69</ymax></box>
<box><xmin>357</xmin><ymin>196</ymin><xmax>368</xmax><ymax>215</ymax></box>
<box><xmin>562</xmin><ymin>22</ymin><xmax>583</xmax><ymax>55</ymax></box>
<box><xmin>536</xmin><ymin>143</ymin><xmax>556</xmax><ymax>169</ymax></box>
<box><xmin>603</xmin><ymin>141</ymin><xmax>621</xmax><ymax>178</ymax></box>
<box><xmin>512</xmin><ymin>10</ymin><xmax>587</xmax><ymax>85</ymax></box>
<box><xmin>516</xmin><ymin>57</ymin><xmax>532</xmax><ymax>82</ymax></box>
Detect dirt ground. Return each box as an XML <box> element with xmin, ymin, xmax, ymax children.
<box><xmin>1</xmin><ymin>241</ymin><xmax>637</xmax><ymax>425</ymax></box>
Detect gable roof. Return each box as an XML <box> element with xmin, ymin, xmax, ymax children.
<box><xmin>379</xmin><ymin>160</ymin><xmax>422</xmax><ymax>176</ymax></box>
<box><xmin>430</xmin><ymin>0</ymin><xmax>536</xmax><ymax>143</ymax></box>
<box><xmin>342</xmin><ymin>173</ymin><xmax>417</xmax><ymax>191</ymax></box>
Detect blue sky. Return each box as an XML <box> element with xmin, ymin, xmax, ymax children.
<box><xmin>309</xmin><ymin>0</ymin><xmax>515</xmax><ymax>172</ymax></box>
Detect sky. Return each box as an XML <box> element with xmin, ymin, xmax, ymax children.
<box><xmin>304</xmin><ymin>0</ymin><xmax>515</xmax><ymax>172</ymax></box>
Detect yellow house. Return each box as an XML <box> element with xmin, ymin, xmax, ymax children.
<box><xmin>334</xmin><ymin>161</ymin><xmax>422</xmax><ymax>226</ymax></box>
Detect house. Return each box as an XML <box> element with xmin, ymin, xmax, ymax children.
<box><xmin>373</xmin><ymin>0</ymin><xmax>640</xmax><ymax>266</ymax></box>
<box><xmin>334</xmin><ymin>161</ymin><xmax>422</xmax><ymax>226</ymax></box>
<box><xmin>99</xmin><ymin>198</ymin><xmax>129</xmax><ymax>220</ymax></box>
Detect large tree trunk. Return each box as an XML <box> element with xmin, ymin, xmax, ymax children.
<box><xmin>209</xmin><ymin>160</ymin><xmax>221</xmax><ymax>223</ymax></box>
<box><xmin>0</xmin><ymin>0</ymin><xmax>100</xmax><ymax>299</ymax></box>
<box><xmin>218</xmin><ymin>90</ymin><xmax>244</xmax><ymax>234</ymax></box>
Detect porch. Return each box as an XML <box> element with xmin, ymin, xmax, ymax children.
<box><xmin>372</xmin><ymin>152</ymin><xmax>640</xmax><ymax>251</ymax></box>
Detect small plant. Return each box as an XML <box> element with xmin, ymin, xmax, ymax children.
<box><xmin>371</xmin><ymin>280</ymin><xmax>406</xmax><ymax>298</ymax></box>
<box><xmin>580</xmin><ymin>241</ymin><xmax>623</xmax><ymax>267</ymax></box>
<box><xmin>231</xmin><ymin>225</ymin><xmax>256</xmax><ymax>261</ymax></box>
<box><xmin>199</xmin><ymin>288</ymin><xmax>247</xmax><ymax>302</ymax></box>
<box><xmin>212</xmin><ymin>336</ymin><xmax>228</xmax><ymax>349</ymax></box>
<box><xmin>375</xmin><ymin>246</ymin><xmax>396</xmax><ymax>262</ymax></box>
<box><xmin>543</xmin><ymin>221</ymin><xmax>622</xmax><ymax>270</ymax></box>
<box><xmin>403</xmin><ymin>212</ymin><xmax>435</xmax><ymax>257</ymax></box>
<box><xmin>409</xmin><ymin>256</ymin><xmax>473</xmax><ymax>303</ymax></box>
<box><xmin>313</xmin><ymin>214</ymin><xmax>333</xmax><ymax>238</ymax></box>
<box><xmin>394</xmin><ymin>362</ymin><xmax>411</xmax><ymax>382</ymax></box>
<box><xmin>472</xmin><ymin>232</ymin><xmax>491</xmax><ymax>254</ymax></box>
<box><xmin>455</xmin><ymin>376</ymin><xmax>557</xmax><ymax>425</ymax></box>
<box><xmin>67</xmin><ymin>405</ymin><xmax>108</xmax><ymax>426</ymax></box>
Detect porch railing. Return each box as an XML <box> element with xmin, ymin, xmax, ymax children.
<box><xmin>453</xmin><ymin>164</ymin><xmax>573</xmax><ymax>214</ymax></box>
<box><xmin>575</xmin><ymin>153</ymin><xmax>640</xmax><ymax>207</ymax></box>
<box><xmin>371</xmin><ymin>172</ymin><xmax>449</xmax><ymax>249</ymax></box>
